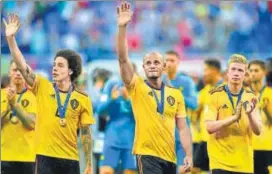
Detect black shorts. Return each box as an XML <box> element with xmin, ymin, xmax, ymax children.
<box><xmin>254</xmin><ymin>150</ymin><xmax>272</xmax><ymax>174</ymax></box>
<box><xmin>1</xmin><ymin>161</ymin><xmax>35</xmax><ymax>174</ymax></box>
<box><xmin>136</xmin><ymin>155</ymin><xmax>176</xmax><ymax>174</ymax></box>
<box><xmin>35</xmin><ymin>154</ymin><xmax>80</xmax><ymax>174</ymax></box>
<box><xmin>194</xmin><ymin>141</ymin><xmax>209</xmax><ymax>171</ymax></box>
<box><xmin>211</xmin><ymin>169</ymin><xmax>252</xmax><ymax>174</ymax></box>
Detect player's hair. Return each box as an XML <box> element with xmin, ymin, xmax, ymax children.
<box><xmin>228</xmin><ymin>54</ymin><xmax>248</xmax><ymax>66</ymax></box>
<box><xmin>165</xmin><ymin>50</ymin><xmax>179</xmax><ymax>58</ymax></box>
<box><xmin>248</xmin><ymin>60</ymin><xmax>266</xmax><ymax>71</ymax></box>
<box><xmin>54</xmin><ymin>49</ymin><xmax>82</xmax><ymax>82</ymax></box>
<box><xmin>204</xmin><ymin>58</ymin><xmax>221</xmax><ymax>72</ymax></box>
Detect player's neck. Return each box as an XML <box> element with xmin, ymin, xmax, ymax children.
<box><xmin>167</xmin><ymin>70</ymin><xmax>177</xmax><ymax>80</ymax></box>
<box><xmin>147</xmin><ymin>77</ymin><xmax>163</xmax><ymax>89</ymax></box>
<box><xmin>15</xmin><ymin>83</ymin><xmax>25</xmax><ymax>93</ymax></box>
<box><xmin>211</xmin><ymin>74</ymin><xmax>222</xmax><ymax>86</ymax></box>
<box><xmin>227</xmin><ymin>82</ymin><xmax>243</xmax><ymax>94</ymax></box>
<box><xmin>56</xmin><ymin>79</ymin><xmax>72</xmax><ymax>92</ymax></box>
<box><xmin>251</xmin><ymin>80</ymin><xmax>264</xmax><ymax>93</ymax></box>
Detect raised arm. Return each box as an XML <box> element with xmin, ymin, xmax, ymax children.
<box><xmin>117</xmin><ymin>2</ymin><xmax>134</xmax><ymax>85</ymax></box>
<box><xmin>3</xmin><ymin>14</ymin><xmax>36</xmax><ymax>87</ymax></box>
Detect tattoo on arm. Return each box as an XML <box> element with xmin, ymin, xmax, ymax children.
<box><xmin>26</xmin><ymin>66</ymin><xmax>36</xmax><ymax>86</ymax></box>
<box><xmin>81</xmin><ymin>125</ymin><xmax>92</xmax><ymax>166</ymax></box>
<box><xmin>18</xmin><ymin>66</ymin><xmax>36</xmax><ymax>87</ymax></box>
<box><xmin>12</xmin><ymin>105</ymin><xmax>35</xmax><ymax>130</ymax></box>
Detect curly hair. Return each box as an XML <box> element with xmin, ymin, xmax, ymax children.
<box><xmin>55</xmin><ymin>49</ymin><xmax>82</xmax><ymax>82</ymax></box>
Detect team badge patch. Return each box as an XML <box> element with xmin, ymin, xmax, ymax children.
<box><xmin>70</xmin><ymin>99</ymin><xmax>79</xmax><ymax>110</ymax></box>
<box><xmin>21</xmin><ymin>99</ymin><xmax>29</xmax><ymax>107</ymax></box>
<box><xmin>167</xmin><ymin>96</ymin><xmax>175</xmax><ymax>106</ymax></box>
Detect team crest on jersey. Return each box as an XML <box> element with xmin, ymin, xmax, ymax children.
<box><xmin>70</xmin><ymin>99</ymin><xmax>79</xmax><ymax>110</ymax></box>
<box><xmin>221</xmin><ymin>104</ymin><xmax>228</xmax><ymax>109</ymax></box>
<box><xmin>21</xmin><ymin>99</ymin><xmax>29</xmax><ymax>108</ymax></box>
<box><xmin>50</xmin><ymin>94</ymin><xmax>55</xmax><ymax>98</ymax></box>
<box><xmin>167</xmin><ymin>96</ymin><xmax>175</xmax><ymax>106</ymax></box>
<box><xmin>148</xmin><ymin>91</ymin><xmax>153</xmax><ymax>97</ymax></box>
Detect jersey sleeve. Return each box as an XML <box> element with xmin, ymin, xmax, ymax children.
<box><xmin>126</xmin><ymin>74</ymin><xmax>142</xmax><ymax>96</ymax></box>
<box><xmin>27</xmin><ymin>75</ymin><xmax>51</xmax><ymax>96</ymax></box>
<box><xmin>176</xmin><ymin>92</ymin><xmax>187</xmax><ymax>118</ymax></box>
<box><xmin>80</xmin><ymin>96</ymin><xmax>96</xmax><ymax>125</ymax></box>
<box><xmin>204</xmin><ymin>93</ymin><xmax>218</xmax><ymax>121</ymax></box>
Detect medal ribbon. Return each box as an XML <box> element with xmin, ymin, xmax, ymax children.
<box><xmin>54</xmin><ymin>84</ymin><xmax>73</xmax><ymax>119</ymax></box>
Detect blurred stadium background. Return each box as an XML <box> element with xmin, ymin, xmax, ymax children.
<box><xmin>1</xmin><ymin>1</ymin><xmax>272</xmax><ymax>174</ymax></box>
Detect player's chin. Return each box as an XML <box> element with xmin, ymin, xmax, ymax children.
<box><xmin>147</xmin><ymin>73</ymin><xmax>160</xmax><ymax>80</ymax></box>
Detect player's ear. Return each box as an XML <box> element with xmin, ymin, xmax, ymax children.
<box><xmin>162</xmin><ymin>62</ymin><xmax>166</xmax><ymax>71</ymax></box>
<box><xmin>69</xmin><ymin>69</ymin><xmax>73</xmax><ymax>75</ymax></box>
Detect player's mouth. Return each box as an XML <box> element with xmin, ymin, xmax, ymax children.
<box><xmin>232</xmin><ymin>78</ymin><xmax>240</xmax><ymax>81</ymax></box>
<box><xmin>52</xmin><ymin>73</ymin><xmax>58</xmax><ymax>77</ymax></box>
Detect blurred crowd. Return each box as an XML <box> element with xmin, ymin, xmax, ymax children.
<box><xmin>1</xmin><ymin>1</ymin><xmax>272</xmax><ymax>62</ymax></box>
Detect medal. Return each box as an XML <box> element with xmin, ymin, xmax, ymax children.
<box><xmin>146</xmin><ymin>81</ymin><xmax>165</xmax><ymax>117</ymax></box>
<box><xmin>59</xmin><ymin>118</ymin><xmax>67</xmax><ymax>127</ymax></box>
<box><xmin>54</xmin><ymin>84</ymin><xmax>73</xmax><ymax>127</ymax></box>
<box><xmin>11</xmin><ymin>116</ymin><xmax>19</xmax><ymax>124</ymax></box>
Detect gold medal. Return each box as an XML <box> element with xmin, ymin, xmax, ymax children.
<box><xmin>59</xmin><ymin>118</ymin><xmax>66</xmax><ymax>127</ymax></box>
<box><xmin>11</xmin><ymin>116</ymin><xmax>19</xmax><ymax>124</ymax></box>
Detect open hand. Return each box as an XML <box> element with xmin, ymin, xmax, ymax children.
<box><xmin>3</xmin><ymin>13</ymin><xmax>21</xmax><ymax>37</ymax></box>
<box><xmin>234</xmin><ymin>101</ymin><xmax>243</xmax><ymax>121</ymax></box>
<box><xmin>117</xmin><ymin>1</ymin><xmax>133</xmax><ymax>27</ymax></box>
<box><xmin>7</xmin><ymin>86</ymin><xmax>16</xmax><ymax>107</ymax></box>
<box><xmin>244</xmin><ymin>98</ymin><xmax>257</xmax><ymax>115</ymax></box>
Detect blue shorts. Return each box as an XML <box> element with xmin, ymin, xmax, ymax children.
<box><xmin>100</xmin><ymin>146</ymin><xmax>137</xmax><ymax>170</ymax></box>
<box><xmin>176</xmin><ymin>141</ymin><xmax>186</xmax><ymax>166</ymax></box>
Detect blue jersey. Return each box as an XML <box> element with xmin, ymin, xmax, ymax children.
<box><xmin>96</xmin><ymin>78</ymin><xmax>135</xmax><ymax>149</ymax></box>
<box><xmin>162</xmin><ymin>72</ymin><xmax>198</xmax><ymax>143</ymax></box>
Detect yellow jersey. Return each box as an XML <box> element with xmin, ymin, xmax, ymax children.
<box><xmin>127</xmin><ymin>75</ymin><xmax>187</xmax><ymax>164</ymax></box>
<box><xmin>187</xmin><ymin>108</ymin><xmax>202</xmax><ymax>143</ymax></box>
<box><xmin>1</xmin><ymin>88</ymin><xmax>37</xmax><ymax>162</ymax></box>
<box><xmin>204</xmin><ymin>85</ymin><xmax>256</xmax><ymax>173</ymax></box>
<box><xmin>253</xmin><ymin>86</ymin><xmax>272</xmax><ymax>150</ymax></box>
<box><xmin>30</xmin><ymin>75</ymin><xmax>95</xmax><ymax>160</ymax></box>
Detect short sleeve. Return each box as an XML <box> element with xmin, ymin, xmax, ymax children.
<box><xmin>204</xmin><ymin>93</ymin><xmax>218</xmax><ymax>121</ymax></box>
<box><xmin>125</xmin><ymin>74</ymin><xmax>142</xmax><ymax>96</ymax></box>
<box><xmin>80</xmin><ymin>96</ymin><xmax>95</xmax><ymax>125</ymax></box>
<box><xmin>27</xmin><ymin>75</ymin><xmax>51</xmax><ymax>96</ymax></box>
<box><xmin>176</xmin><ymin>92</ymin><xmax>187</xmax><ymax>118</ymax></box>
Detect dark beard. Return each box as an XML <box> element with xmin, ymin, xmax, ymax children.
<box><xmin>148</xmin><ymin>76</ymin><xmax>159</xmax><ymax>81</ymax></box>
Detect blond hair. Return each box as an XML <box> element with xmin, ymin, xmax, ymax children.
<box><xmin>228</xmin><ymin>54</ymin><xmax>248</xmax><ymax>66</ymax></box>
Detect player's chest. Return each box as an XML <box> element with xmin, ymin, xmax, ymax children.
<box><xmin>143</xmin><ymin>87</ymin><xmax>178</xmax><ymax>117</ymax></box>
<box><xmin>44</xmin><ymin>90</ymin><xmax>82</xmax><ymax>117</ymax></box>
